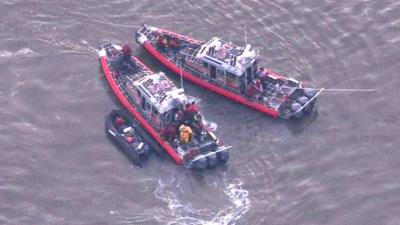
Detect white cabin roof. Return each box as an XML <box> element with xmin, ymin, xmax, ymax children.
<box><xmin>195</xmin><ymin>37</ymin><xmax>258</xmax><ymax>76</ymax></box>
<box><xmin>131</xmin><ymin>72</ymin><xmax>191</xmax><ymax>114</ymax></box>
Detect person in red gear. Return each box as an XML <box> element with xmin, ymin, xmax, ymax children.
<box><xmin>125</xmin><ymin>136</ymin><xmax>135</xmax><ymax>144</ymax></box>
<box><xmin>120</xmin><ymin>44</ymin><xmax>136</xmax><ymax>71</ymax></box>
<box><xmin>247</xmin><ymin>77</ymin><xmax>263</xmax><ymax>99</ymax></box>
<box><xmin>161</xmin><ymin>124</ymin><xmax>177</xmax><ymax>142</ymax></box>
<box><xmin>115</xmin><ymin>116</ymin><xmax>126</xmax><ymax>127</ymax></box>
<box><xmin>185</xmin><ymin>102</ymin><xmax>198</xmax><ymax>114</ymax></box>
<box><xmin>156</xmin><ymin>34</ymin><xmax>169</xmax><ymax>52</ymax></box>
<box><xmin>122</xmin><ymin>44</ymin><xmax>131</xmax><ymax>57</ymax></box>
<box><xmin>169</xmin><ymin>37</ymin><xmax>180</xmax><ymax>52</ymax></box>
<box><xmin>253</xmin><ymin>77</ymin><xmax>263</xmax><ymax>92</ymax></box>
<box><xmin>122</xmin><ymin>44</ymin><xmax>132</xmax><ymax>63</ymax></box>
<box><xmin>183</xmin><ymin>102</ymin><xmax>201</xmax><ymax>125</ymax></box>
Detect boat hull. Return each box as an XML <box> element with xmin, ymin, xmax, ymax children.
<box><xmin>136</xmin><ymin>25</ymin><xmax>319</xmax><ymax>119</ymax></box>
<box><xmin>100</xmin><ymin>55</ymin><xmax>184</xmax><ymax>165</ymax></box>
<box><xmin>99</xmin><ymin>43</ymin><xmax>231</xmax><ymax>169</ymax></box>
<box><xmin>141</xmin><ymin>41</ymin><xmax>280</xmax><ymax>118</ymax></box>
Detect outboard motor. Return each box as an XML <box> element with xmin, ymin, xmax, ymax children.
<box><xmin>296</xmin><ymin>96</ymin><xmax>309</xmax><ymax>105</ymax></box>
<box><xmin>192</xmin><ymin>156</ymin><xmax>207</xmax><ymax>170</ymax></box>
<box><xmin>290</xmin><ymin>102</ymin><xmax>304</xmax><ymax>119</ymax></box>
<box><xmin>206</xmin><ymin>153</ymin><xmax>218</xmax><ymax>168</ymax></box>
<box><xmin>303</xmin><ymin>88</ymin><xmax>317</xmax><ymax>98</ymax></box>
<box><xmin>217</xmin><ymin>149</ymin><xmax>229</xmax><ymax>164</ymax></box>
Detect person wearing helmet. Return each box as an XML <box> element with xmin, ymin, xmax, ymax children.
<box><xmin>161</xmin><ymin>124</ymin><xmax>177</xmax><ymax>143</ymax></box>
<box><xmin>122</xmin><ymin>44</ymin><xmax>131</xmax><ymax>61</ymax></box>
<box><xmin>183</xmin><ymin>102</ymin><xmax>200</xmax><ymax>125</ymax></box>
<box><xmin>125</xmin><ymin>135</ymin><xmax>135</xmax><ymax>144</ymax></box>
<box><xmin>115</xmin><ymin>116</ymin><xmax>126</xmax><ymax>127</ymax></box>
<box><xmin>119</xmin><ymin>44</ymin><xmax>136</xmax><ymax>73</ymax></box>
<box><xmin>247</xmin><ymin>76</ymin><xmax>263</xmax><ymax>100</ymax></box>
<box><xmin>169</xmin><ymin>37</ymin><xmax>180</xmax><ymax>53</ymax></box>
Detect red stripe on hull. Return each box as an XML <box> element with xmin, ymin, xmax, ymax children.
<box><xmin>100</xmin><ymin>56</ymin><xmax>183</xmax><ymax>165</ymax></box>
<box><xmin>142</xmin><ymin>41</ymin><xmax>280</xmax><ymax>118</ymax></box>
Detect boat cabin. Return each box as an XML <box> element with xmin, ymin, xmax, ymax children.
<box><xmin>194</xmin><ymin>37</ymin><xmax>259</xmax><ymax>92</ymax></box>
<box><xmin>125</xmin><ymin>72</ymin><xmax>195</xmax><ymax>130</ymax></box>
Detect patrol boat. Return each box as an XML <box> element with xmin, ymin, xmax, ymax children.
<box><xmin>98</xmin><ymin>42</ymin><xmax>231</xmax><ymax>169</ymax></box>
<box><xmin>135</xmin><ymin>25</ymin><xmax>323</xmax><ymax>119</ymax></box>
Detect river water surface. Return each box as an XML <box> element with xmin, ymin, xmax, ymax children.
<box><xmin>1</xmin><ymin>0</ymin><xmax>399</xmax><ymax>224</ymax></box>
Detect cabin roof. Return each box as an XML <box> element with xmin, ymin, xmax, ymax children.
<box><xmin>195</xmin><ymin>37</ymin><xmax>258</xmax><ymax>76</ymax></box>
<box><xmin>130</xmin><ymin>72</ymin><xmax>191</xmax><ymax>114</ymax></box>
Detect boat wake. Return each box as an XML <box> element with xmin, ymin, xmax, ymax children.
<box><xmin>33</xmin><ymin>38</ymin><xmax>98</xmax><ymax>55</ymax></box>
<box><xmin>0</xmin><ymin>48</ymin><xmax>37</xmax><ymax>57</ymax></box>
<box><xmin>154</xmin><ymin>174</ymin><xmax>250</xmax><ymax>225</ymax></box>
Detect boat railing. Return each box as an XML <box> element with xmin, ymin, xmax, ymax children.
<box><xmin>180</xmin><ymin>47</ymin><xmax>200</xmax><ymax>61</ymax></box>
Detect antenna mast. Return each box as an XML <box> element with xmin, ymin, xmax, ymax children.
<box><xmin>180</xmin><ymin>66</ymin><xmax>184</xmax><ymax>90</ymax></box>
<box><xmin>244</xmin><ymin>23</ymin><xmax>247</xmax><ymax>45</ymax></box>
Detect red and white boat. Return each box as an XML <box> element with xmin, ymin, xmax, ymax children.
<box><xmin>98</xmin><ymin>42</ymin><xmax>230</xmax><ymax>169</ymax></box>
<box><xmin>135</xmin><ymin>25</ymin><xmax>322</xmax><ymax>119</ymax></box>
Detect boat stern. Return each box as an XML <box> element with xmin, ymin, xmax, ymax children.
<box><xmin>184</xmin><ymin>145</ymin><xmax>231</xmax><ymax>170</ymax></box>
<box><xmin>182</xmin><ymin>131</ymin><xmax>231</xmax><ymax>170</ymax></box>
<box><xmin>281</xmin><ymin>88</ymin><xmax>323</xmax><ymax>119</ymax></box>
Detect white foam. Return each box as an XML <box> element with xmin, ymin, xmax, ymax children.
<box><xmin>0</xmin><ymin>51</ymin><xmax>12</xmax><ymax>57</ymax></box>
<box><xmin>210</xmin><ymin>178</ymin><xmax>250</xmax><ymax>225</ymax></box>
<box><xmin>0</xmin><ymin>48</ymin><xmax>37</xmax><ymax>57</ymax></box>
<box><xmin>34</xmin><ymin>38</ymin><xmax>97</xmax><ymax>55</ymax></box>
<box><xmin>153</xmin><ymin>175</ymin><xmax>251</xmax><ymax>225</ymax></box>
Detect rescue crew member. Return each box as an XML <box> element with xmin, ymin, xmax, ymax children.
<box><xmin>183</xmin><ymin>102</ymin><xmax>199</xmax><ymax>123</ymax></box>
<box><xmin>125</xmin><ymin>136</ymin><xmax>135</xmax><ymax>144</ymax></box>
<box><xmin>122</xmin><ymin>45</ymin><xmax>131</xmax><ymax>62</ymax></box>
<box><xmin>115</xmin><ymin>116</ymin><xmax>135</xmax><ymax>144</ymax></box>
<box><xmin>120</xmin><ymin>44</ymin><xmax>136</xmax><ymax>72</ymax></box>
<box><xmin>156</xmin><ymin>34</ymin><xmax>169</xmax><ymax>52</ymax></box>
<box><xmin>169</xmin><ymin>37</ymin><xmax>180</xmax><ymax>52</ymax></box>
<box><xmin>115</xmin><ymin>116</ymin><xmax>126</xmax><ymax>127</ymax></box>
<box><xmin>247</xmin><ymin>77</ymin><xmax>263</xmax><ymax>100</ymax></box>
<box><xmin>161</xmin><ymin>124</ymin><xmax>177</xmax><ymax>142</ymax></box>
<box><xmin>179</xmin><ymin>124</ymin><xmax>192</xmax><ymax>144</ymax></box>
